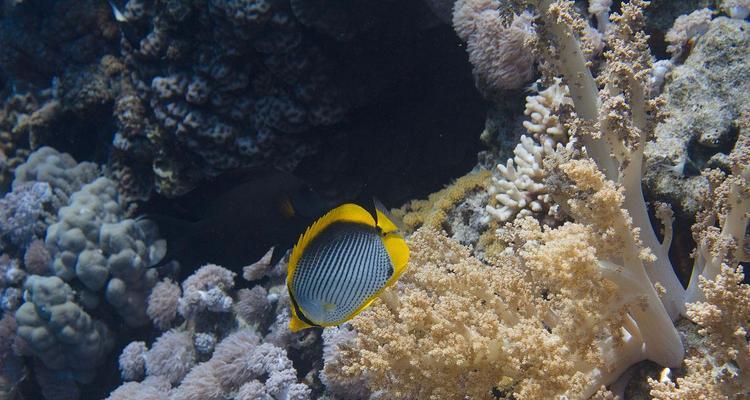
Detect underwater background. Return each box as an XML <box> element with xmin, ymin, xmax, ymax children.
<box><xmin>0</xmin><ymin>0</ymin><xmax>749</xmax><ymax>399</ymax></box>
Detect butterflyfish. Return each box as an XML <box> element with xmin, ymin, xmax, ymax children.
<box><xmin>286</xmin><ymin>202</ymin><xmax>409</xmax><ymax>332</ymax></box>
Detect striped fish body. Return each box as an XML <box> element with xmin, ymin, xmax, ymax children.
<box><xmin>287</xmin><ymin>203</ymin><xmax>409</xmax><ymax>331</ymax></box>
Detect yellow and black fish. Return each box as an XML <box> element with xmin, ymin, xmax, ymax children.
<box><xmin>286</xmin><ymin>202</ymin><xmax>409</xmax><ymax>331</ymax></box>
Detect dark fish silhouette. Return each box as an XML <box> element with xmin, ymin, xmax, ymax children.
<box><xmin>141</xmin><ymin>169</ymin><xmax>329</xmax><ymax>272</ymax></box>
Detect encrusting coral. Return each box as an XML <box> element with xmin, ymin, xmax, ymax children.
<box><xmin>664</xmin><ymin>8</ymin><xmax>712</xmax><ymax>59</ymax></box>
<box><xmin>14</xmin><ymin>275</ymin><xmax>114</xmax><ymax>386</ymax></box>
<box><xmin>395</xmin><ymin>169</ymin><xmax>491</xmax><ymax>234</ymax></box>
<box><xmin>45</xmin><ymin>176</ymin><xmax>164</xmax><ymax>326</ymax></box>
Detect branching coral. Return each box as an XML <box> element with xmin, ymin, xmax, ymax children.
<box><xmin>485</xmin><ymin>79</ymin><xmax>574</xmax><ymax>225</ymax></box>
<box><xmin>485</xmin><ymin>135</ymin><xmax>561</xmax><ymax>223</ymax></box>
<box><xmin>647</xmin><ymin>117</ymin><xmax>749</xmax><ymax>398</ymax></box>
<box><xmin>686</xmin><ymin>121</ymin><xmax>750</xmax><ymax>305</ymax></box>
<box><xmin>650</xmin><ymin>263</ymin><xmax>749</xmax><ymax>398</ymax></box>
<box><xmin>509</xmin><ymin>0</ymin><xmax>688</xmax><ymax>321</ymax></box>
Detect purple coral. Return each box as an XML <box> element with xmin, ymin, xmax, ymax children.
<box><xmin>0</xmin><ymin>181</ymin><xmax>53</xmax><ymax>249</ymax></box>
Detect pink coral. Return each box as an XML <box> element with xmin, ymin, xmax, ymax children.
<box><xmin>119</xmin><ymin>341</ymin><xmax>147</xmax><ymax>381</ymax></box>
<box><xmin>168</xmin><ymin>329</ymin><xmax>310</xmax><ymax>400</ymax></box>
<box><xmin>452</xmin><ymin>0</ymin><xmax>498</xmax><ymax>41</ymax></box>
<box><xmin>105</xmin><ymin>376</ymin><xmax>170</xmax><ymax>400</ymax></box>
<box><xmin>147</xmin><ymin>278</ymin><xmax>181</xmax><ymax>330</ymax></box>
<box><xmin>233</xmin><ymin>286</ymin><xmax>270</xmax><ymax>324</ymax></box>
<box><xmin>466</xmin><ymin>10</ymin><xmax>536</xmax><ymax>92</ymax></box>
<box><xmin>178</xmin><ymin>264</ymin><xmax>236</xmax><ymax>319</ymax></box>
<box><xmin>23</xmin><ymin>239</ymin><xmax>51</xmax><ymax>275</ymax></box>
<box><xmin>144</xmin><ymin>329</ymin><xmax>195</xmax><ymax>385</ymax></box>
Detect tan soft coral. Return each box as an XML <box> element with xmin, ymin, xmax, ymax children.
<box><xmin>650</xmin><ymin>265</ymin><xmax>750</xmax><ymax>399</ymax></box>
<box><xmin>654</xmin><ymin>126</ymin><xmax>750</xmax><ymax>398</ymax></box>
<box><xmin>327</xmin><ymin>220</ymin><xmax>670</xmax><ymax>399</ymax></box>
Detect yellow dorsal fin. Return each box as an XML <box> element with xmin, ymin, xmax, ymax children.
<box><xmin>373</xmin><ymin>203</ymin><xmax>409</xmax><ymax>287</ymax></box>
<box><xmin>382</xmin><ymin>232</ymin><xmax>409</xmax><ymax>286</ymax></box>
<box><xmin>286</xmin><ymin>203</ymin><xmax>376</xmax><ymax>298</ymax></box>
<box><xmin>375</xmin><ymin>208</ymin><xmax>410</xmax><ymax>283</ymax></box>
<box><xmin>375</xmin><ymin>209</ymin><xmax>399</xmax><ymax>234</ymax></box>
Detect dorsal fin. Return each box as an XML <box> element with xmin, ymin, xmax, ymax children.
<box><xmin>373</xmin><ymin>197</ymin><xmax>404</xmax><ymax>233</ymax></box>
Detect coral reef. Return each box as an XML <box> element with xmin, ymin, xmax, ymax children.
<box><xmin>12</xmin><ymin>146</ymin><xmax>97</xmax><ymax>211</ymax></box>
<box><xmin>644</xmin><ymin>16</ymin><xmax>750</xmax><ymax>221</ymax></box>
<box><xmin>108</xmin><ymin>260</ymin><xmax>315</xmax><ymax>400</ymax></box>
<box><xmin>0</xmin><ymin>181</ymin><xmax>52</xmax><ymax>251</ymax></box>
<box><xmin>15</xmin><ymin>275</ymin><xmax>113</xmax><ymax>386</ymax></box>
<box><xmin>45</xmin><ymin>176</ymin><xmax>163</xmax><ymax>326</ymax></box>
<box><xmin>0</xmin><ymin>0</ymin><xmax>118</xmax><ymax>86</ymax></box>
<box><xmin>110</xmin><ymin>0</ymin><xmax>428</xmax><ymax>197</ymax></box>
<box><xmin>0</xmin><ymin>0</ymin><xmax>748</xmax><ymax>399</ymax></box>
<box><xmin>326</xmin><ymin>223</ymin><xmax>671</xmax><ymax>398</ymax></box>
<box><xmin>318</xmin><ymin>1</ymin><xmax>748</xmax><ymax>398</ymax></box>
<box><xmin>453</xmin><ymin>0</ymin><xmax>536</xmax><ymax>93</ymax></box>
<box><xmin>0</xmin><ymin>91</ymin><xmax>45</xmax><ymax>192</ymax></box>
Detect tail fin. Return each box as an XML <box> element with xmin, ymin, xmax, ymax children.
<box><xmin>137</xmin><ymin>214</ymin><xmax>196</xmax><ymax>268</ymax></box>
